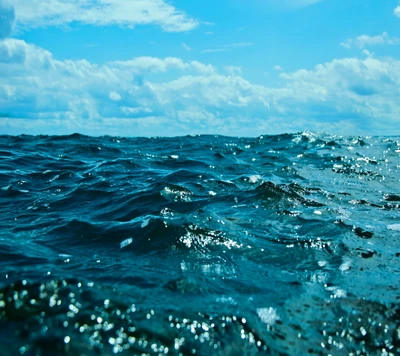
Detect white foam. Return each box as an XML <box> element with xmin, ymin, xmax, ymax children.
<box><xmin>141</xmin><ymin>218</ymin><xmax>150</xmax><ymax>228</ymax></box>
<box><xmin>120</xmin><ymin>238</ymin><xmax>133</xmax><ymax>249</ymax></box>
<box><xmin>387</xmin><ymin>224</ymin><xmax>400</xmax><ymax>231</ymax></box>
<box><xmin>339</xmin><ymin>259</ymin><xmax>351</xmax><ymax>272</ymax></box>
<box><xmin>257</xmin><ymin>307</ymin><xmax>279</xmax><ymax>325</ymax></box>
<box><xmin>248</xmin><ymin>175</ymin><xmax>262</xmax><ymax>184</ymax></box>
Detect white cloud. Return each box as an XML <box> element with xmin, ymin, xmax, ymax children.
<box><xmin>224</xmin><ymin>66</ymin><xmax>242</xmax><ymax>75</ymax></box>
<box><xmin>278</xmin><ymin>57</ymin><xmax>400</xmax><ymax>133</ymax></box>
<box><xmin>189</xmin><ymin>61</ymin><xmax>216</xmax><ymax>75</ymax></box>
<box><xmin>273</xmin><ymin>65</ymin><xmax>284</xmax><ymax>72</ymax></box>
<box><xmin>0</xmin><ymin>0</ymin><xmax>15</xmax><ymax>39</ymax></box>
<box><xmin>0</xmin><ymin>39</ymin><xmax>220</xmax><ymax>135</ymax></box>
<box><xmin>13</xmin><ymin>0</ymin><xmax>198</xmax><ymax>32</ymax></box>
<box><xmin>1</xmin><ymin>38</ymin><xmax>400</xmax><ymax>136</ymax></box>
<box><xmin>341</xmin><ymin>32</ymin><xmax>400</xmax><ymax>49</ymax></box>
<box><xmin>394</xmin><ymin>4</ymin><xmax>400</xmax><ymax>17</ymax></box>
<box><xmin>361</xmin><ymin>49</ymin><xmax>374</xmax><ymax>58</ymax></box>
<box><xmin>109</xmin><ymin>91</ymin><xmax>122</xmax><ymax>101</ymax></box>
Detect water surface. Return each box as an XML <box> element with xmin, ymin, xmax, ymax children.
<box><xmin>0</xmin><ymin>132</ymin><xmax>399</xmax><ymax>355</ymax></box>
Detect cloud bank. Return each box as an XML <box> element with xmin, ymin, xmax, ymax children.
<box><xmin>1</xmin><ymin>39</ymin><xmax>399</xmax><ymax>136</ymax></box>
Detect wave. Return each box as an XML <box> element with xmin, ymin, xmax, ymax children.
<box><xmin>0</xmin><ymin>132</ymin><xmax>399</xmax><ymax>354</ymax></box>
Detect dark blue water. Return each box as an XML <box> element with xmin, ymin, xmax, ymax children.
<box><xmin>0</xmin><ymin>132</ymin><xmax>399</xmax><ymax>355</ymax></box>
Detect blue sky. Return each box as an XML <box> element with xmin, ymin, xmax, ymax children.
<box><xmin>0</xmin><ymin>0</ymin><xmax>400</xmax><ymax>137</ymax></box>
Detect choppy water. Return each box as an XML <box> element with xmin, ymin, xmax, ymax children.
<box><xmin>0</xmin><ymin>132</ymin><xmax>399</xmax><ymax>355</ymax></box>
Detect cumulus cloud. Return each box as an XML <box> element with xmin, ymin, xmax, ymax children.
<box><xmin>341</xmin><ymin>32</ymin><xmax>400</xmax><ymax>49</ymax></box>
<box><xmin>278</xmin><ymin>57</ymin><xmax>400</xmax><ymax>133</ymax></box>
<box><xmin>0</xmin><ymin>39</ymin><xmax>219</xmax><ymax>135</ymax></box>
<box><xmin>0</xmin><ymin>0</ymin><xmax>15</xmax><ymax>39</ymax></box>
<box><xmin>13</xmin><ymin>0</ymin><xmax>198</xmax><ymax>32</ymax></box>
<box><xmin>153</xmin><ymin>75</ymin><xmax>270</xmax><ymax>111</ymax></box>
<box><xmin>1</xmin><ymin>39</ymin><xmax>400</xmax><ymax>136</ymax></box>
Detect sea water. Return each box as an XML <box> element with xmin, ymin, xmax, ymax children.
<box><xmin>0</xmin><ymin>132</ymin><xmax>399</xmax><ymax>355</ymax></box>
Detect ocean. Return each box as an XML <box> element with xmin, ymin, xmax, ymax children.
<box><xmin>0</xmin><ymin>132</ymin><xmax>399</xmax><ymax>355</ymax></box>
